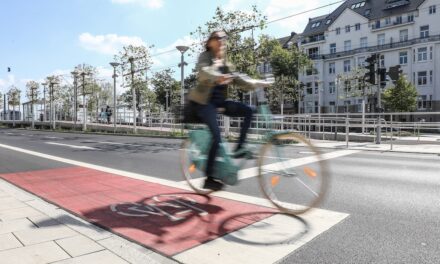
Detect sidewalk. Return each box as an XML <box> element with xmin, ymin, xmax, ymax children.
<box><xmin>0</xmin><ymin>179</ymin><xmax>177</xmax><ymax>264</ymax></box>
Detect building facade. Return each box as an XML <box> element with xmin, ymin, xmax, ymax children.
<box><xmin>298</xmin><ymin>0</ymin><xmax>440</xmax><ymax>118</ymax></box>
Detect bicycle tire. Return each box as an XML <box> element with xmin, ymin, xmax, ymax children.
<box><xmin>180</xmin><ymin>139</ymin><xmax>214</xmax><ymax>195</ymax></box>
<box><xmin>257</xmin><ymin>132</ymin><xmax>329</xmax><ymax>215</ymax></box>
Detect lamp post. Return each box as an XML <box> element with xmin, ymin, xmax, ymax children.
<box><xmin>41</xmin><ymin>82</ymin><xmax>47</xmax><ymax>121</ymax></box>
<box><xmin>30</xmin><ymin>84</ymin><xmax>38</xmax><ymax>129</ymax></box>
<box><xmin>80</xmin><ymin>71</ymin><xmax>91</xmax><ymax>131</ymax></box>
<box><xmin>110</xmin><ymin>62</ymin><xmax>120</xmax><ymax>132</ymax></box>
<box><xmin>176</xmin><ymin>45</ymin><xmax>189</xmax><ymax>135</ymax></box>
<box><xmin>128</xmin><ymin>57</ymin><xmax>137</xmax><ymax>133</ymax></box>
<box><xmin>71</xmin><ymin>71</ymin><xmax>79</xmax><ymax>127</ymax></box>
<box><xmin>49</xmin><ymin>79</ymin><xmax>59</xmax><ymax>130</ymax></box>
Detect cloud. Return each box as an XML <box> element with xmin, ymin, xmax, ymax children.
<box><xmin>79</xmin><ymin>33</ymin><xmax>147</xmax><ymax>55</ymax></box>
<box><xmin>111</xmin><ymin>0</ymin><xmax>164</xmax><ymax>9</ymax></box>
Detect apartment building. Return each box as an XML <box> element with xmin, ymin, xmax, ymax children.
<box><xmin>297</xmin><ymin>0</ymin><xmax>440</xmax><ymax>118</ymax></box>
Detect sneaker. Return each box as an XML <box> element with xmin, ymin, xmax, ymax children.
<box><xmin>232</xmin><ymin>146</ymin><xmax>255</xmax><ymax>159</ymax></box>
<box><xmin>203</xmin><ymin>177</ymin><xmax>224</xmax><ymax>191</ymax></box>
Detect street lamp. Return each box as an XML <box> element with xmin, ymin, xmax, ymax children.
<box><xmin>110</xmin><ymin>62</ymin><xmax>120</xmax><ymax>132</ymax></box>
<box><xmin>41</xmin><ymin>82</ymin><xmax>47</xmax><ymax>121</ymax></box>
<box><xmin>71</xmin><ymin>70</ymin><xmax>79</xmax><ymax>127</ymax></box>
<box><xmin>176</xmin><ymin>45</ymin><xmax>189</xmax><ymax>136</ymax></box>
<box><xmin>49</xmin><ymin>79</ymin><xmax>59</xmax><ymax>130</ymax></box>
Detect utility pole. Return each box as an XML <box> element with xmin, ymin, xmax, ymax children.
<box><xmin>41</xmin><ymin>82</ymin><xmax>47</xmax><ymax>121</ymax></box>
<box><xmin>376</xmin><ymin>53</ymin><xmax>381</xmax><ymax>144</ymax></box>
<box><xmin>129</xmin><ymin>57</ymin><xmax>137</xmax><ymax>133</ymax></box>
<box><xmin>30</xmin><ymin>84</ymin><xmax>37</xmax><ymax>129</ymax></box>
<box><xmin>176</xmin><ymin>45</ymin><xmax>189</xmax><ymax>136</ymax></box>
<box><xmin>71</xmin><ymin>71</ymin><xmax>79</xmax><ymax>127</ymax></box>
<box><xmin>80</xmin><ymin>72</ymin><xmax>89</xmax><ymax>131</ymax></box>
<box><xmin>110</xmin><ymin>62</ymin><xmax>120</xmax><ymax>132</ymax></box>
<box><xmin>49</xmin><ymin>79</ymin><xmax>58</xmax><ymax>130</ymax></box>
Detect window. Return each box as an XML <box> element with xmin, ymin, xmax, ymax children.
<box><xmin>344</xmin><ymin>60</ymin><xmax>351</xmax><ymax>72</ymax></box>
<box><xmin>377</xmin><ymin>34</ymin><xmax>385</xmax><ymax>45</ymax></box>
<box><xmin>418</xmin><ymin>71</ymin><xmax>427</xmax><ymax>85</ymax></box>
<box><xmin>375</xmin><ymin>20</ymin><xmax>380</xmax><ymax>29</ymax></box>
<box><xmin>365</xmin><ymin>9</ymin><xmax>371</xmax><ymax>16</ymax></box>
<box><xmin>385</xmin><ymin>17</ymin><xmax>391</xmax><ymax>25</ymax></box>
<box><xmin>430</xmin><ymin>70</ymin><xmax>433</xmax><ymax>84</ymax></box>
<box><xmin>396</xmin><ymin>16</ymin><xmax>402</xmax><ymax>24</ymax></box>
<box><xmin>306</xmin><ymin>83</ymin><xmax>313</xmax><ymax>94</ymax></box>
<box><xmin>314</xmin><ymin>82</ymin><xmax>319</xmax><ymax>94</ymax></box>
<box><xmin>345</xmin><ymin>25</ymin><xmax>351</xmax><ymax>33</ymax></box>
<box><xmin>355</xmin><ymin>23</ymin><xmax>361</xmax><ymax>30</ymax></box>
<box><xmin>344</xmin><ymin>80</ymin><xmax>351</xmax><ymax>92</ymax></box>
<box><xmin>329</xmin><ymin>82</ymin><xmax>336</xmax><ymax>94</ymax></box>
<box><xmin>418</xmin><ymin>95</ymin><xmax>432</xmax><ymax>110</ymax></box>
<box><xmin>429</xmin><ymin>5</ymin><xmax>436</xmax><ymax>14</ymax></box>
<box><xmin>399</xmin><ymin>51</ymin><xmax>408</xmax><ymax>64</ymax></box>
<box><xmin>336</xmin><ymin>27</ymin><xmax>341</xmax><ymax>35</ymax></box>
<box><xmin>399</xmin><ymin>29</ymin><xmax>408</xmax><ymax>42</ymax></box>
<box><xmin>420</xmin><ymin>25</ymin><xmax>429</xmax><ymax>38</ymax></box>
<box><xmin>308</xmin><ymin>47</ymin><xmax>319</xmax><ymax>59</ymax></box>
<box><xmin>311</xmin><ymin>21</ymin><xmax>321</xmax><ymax>28</ymax></box>
<box><xmin>430</xmin><ymin>47</ymin><xmax>433</xmax><ymax>60</ymax></box>
<box><xmin>380</xmin><ymin>54</ymin><xmax>385</xmax><ymax>68</ymax></box>
<box><xmin>329</xmin><ymin>62</ymin><xmax>336</xmax><ymax>74</ymax></box>
<box><xmin>407</xmin><ymin>13</ymin><xmax>414</xmax><ymax>22</ymax></box>
<box><xmin>418</xmin><ymin>47</ymin><xmax>428</xmax><ymax>61</ymax></box>
<box><xmin>344</xmin><ymin>40</ymin><xmax>351</xmax><ymax>51</ymax></box>
<box><xmin>360</xmin><ymin>37</ymin><xmax>368</xmax><ymax>48</ymax></box>
<box><xmin>330</xmin><ymin>43</ymin><xmax>336</xmax><ymax>54</ymax></box>
<box><xmin>326</xmin><ymin>19</ymin><xmax>332</xmax><ymax>25</ymax></box>
<box><xmin>358</xmin><ymin>56</ymin><xmax>365</xmax><ymax>67</ymax></box>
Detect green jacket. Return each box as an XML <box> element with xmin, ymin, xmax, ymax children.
<box><xmin>188</xmin><ymin>50</ymin><xmax>266</xmax><ymax>105</ymax></box>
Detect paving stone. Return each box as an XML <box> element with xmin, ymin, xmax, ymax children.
<box><xmin>28</xmin><ymin>215</ymin><xmax>62</xmax><ymax>228</ymax></box>
<box><xmin>0</xmin><ymin>218</ymin><xmax>35</xmax><ymax>234</ymax></box>
<box><xmin>14</xmin><ymin>225</ymin><xmax>77</xmax><ymax>245</ymax></box>
<box><xmin>0</xmin><ymin>241</ymin><xmax>70</xmax><ymax>264</ymax></box>
<box><xmin>0</xmin><ymin>233</ymin><xmax>22</xmax><ymax>251</ymax></box>
<box><xmin>0</xmin><ymin>206</ymin><xmax>43</xmax><ymax>221</ymax></box>
<box><xmin>0</xmin><ymin>197</ymin><xmax>28</xmax><ymax>211</ymax></box>
<box><xmin>56</xmin><ymin>235</ymin><xmax>104</xmax><ymax>257</ymax></box>
<box><xmin>52</xmin><ymin>250</ymin><xmax>129</xmax><ymax>264</ymax></box>
<box><xmin>98</xmin><ymin>236</ymin><xmax>178</xmax><ymax>264</ymax></box>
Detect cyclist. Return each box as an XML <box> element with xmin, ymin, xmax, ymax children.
<box><xmin>187</xmin><ymin>30</ymin><xmax>272</xmax><ymax>190</ymax></box>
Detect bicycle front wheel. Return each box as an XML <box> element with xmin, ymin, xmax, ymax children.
<box><xmin>257</xmin><ymin>132</ymin><xmax>329</xmax><ymax>215</ymax></box>
<box><xmin>180</xmin><ymin>138</ymin><xmax>214</xmax><ymax>195</ymax></box>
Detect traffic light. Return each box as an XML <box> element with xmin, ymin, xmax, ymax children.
<box><xmin>387</xmin><ymin>65</ymin><xmax>402</xmax><ymax>82</ymax></box>
<box><xmin>364</xmin><ymin>54</ymin><xmax>378</xmax><ymax>85</ymax></box>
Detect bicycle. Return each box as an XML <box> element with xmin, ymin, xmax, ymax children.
<box><xmin>180</xmin><ymin>81</ymin><xmax>329</xmax><ymax>215</ymax></box>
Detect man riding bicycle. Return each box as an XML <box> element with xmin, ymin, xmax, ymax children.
<box><xmin>187</xmin><ymin>30</ymin><xmax>272</xmax><ymax>191</ymax></box>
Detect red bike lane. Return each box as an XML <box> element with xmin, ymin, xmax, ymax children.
<box><xmin>0</xmin><ymin>166</ymin><xmax>274</xmax><ymax>256</ymax></box>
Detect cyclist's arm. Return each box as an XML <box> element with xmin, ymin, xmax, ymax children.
<box><xmin>197</xmin><ymin>52</ymin><xmax>223</xmax><ymax>87</ymax></box>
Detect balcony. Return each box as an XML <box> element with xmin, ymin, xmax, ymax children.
<box><xmin>323</xmin><ymin>34</ymin><xmax>440</xmax><ymax>60</ymax></box>
<box><xmin>301</xmin><ymin>34</ymin><xmax>325</xmax><ymax>45</ymax></box>
<box><xmin>371</xmin><ymin>17</ymin><xmax>414</xmax><ymax>31</ymax></box>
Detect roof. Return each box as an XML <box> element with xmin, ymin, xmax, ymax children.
<box><xmin>277</xmin><ymin>32</ymin><xmax>302</xmax><ymax>48</ymax></box>
<box><xmin>301</xmin><ymin>0</ymin><xmax>426</xmax><ymax>37</ymax></box>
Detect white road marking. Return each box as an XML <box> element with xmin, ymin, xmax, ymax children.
<box><xmin>0</xmin><ymin>142</ymin><xmax>349</xmax><ymax>263</ymax></box>
<box><xmin>83</xmin><ymin>141</ymin><xmax>143</xmax><ymax>147</ymax></box>
<box><xmin>45</xmin><ymin>142</ymin><xmax>97</xmax><ymax>150</ymax></box>
<box><xmin>45</xmin><ymin>136</ymin><xmax>62</xmax><ymax>139</ymax></box>
<box><xmin>183</xmin><ymin>149</ymin><xmax>360</xmax><ymax>186</ymax></box>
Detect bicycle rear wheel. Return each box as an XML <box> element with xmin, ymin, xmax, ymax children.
<box><xmin>180</xmin><ymin>138</ymin><xmax>214</xmax><ymax>195</ymax></box>
<box><xmin>257</xmin><ymin>132</ymin><xmax>329</xmax><ymax>215</ymax></box>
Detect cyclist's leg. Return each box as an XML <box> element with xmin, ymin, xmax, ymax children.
<box><xmin>195</xmin><ymin>103</ymin><xmax>221</xmax><ymax>179</ymax></box>
<box><xmin>223</xmin><ymin>100</ymin><xmax>253</xmax><ymax>150</ymax></box>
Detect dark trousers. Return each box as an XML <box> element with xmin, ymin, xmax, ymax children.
<box><xmin>194</xmin><ymin>100</ymin><xmax>253</xmax><ymax>178</ymax></box>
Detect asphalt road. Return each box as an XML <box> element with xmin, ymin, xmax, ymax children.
<box><xmin>0</xmin><ymin>128</ymin><xmax>439</xmax><ymax>263</ymax></box>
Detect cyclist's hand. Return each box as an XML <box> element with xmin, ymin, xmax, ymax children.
<box><xmin>217</xmin><ymin>74</ymin><xmax>233</xmax><ymax>85</ymax></box>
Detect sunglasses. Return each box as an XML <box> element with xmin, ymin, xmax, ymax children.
<box><xmin>212</xmin><ymin>35</ymin><xmax>228</xmax><ymax>41</ymax></box>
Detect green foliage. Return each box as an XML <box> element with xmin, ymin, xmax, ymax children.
<box><xmin>150</xmin><ymin>68</ymin><xmax>180</xmax><ymax>110</ymax></box>
<box><xmin>7</xmin><ymin>86</ymin><xmax>21</xmax><ymax>106</ymax></box>
<box><xmin>25</xmin><ymin>81</ymin><xmax>40</xmax><ymax>102</ymax></box>
<box><xmin>383</xmin><ymin>75</ymin><xmax>418</xmax><ymax>112</ymax></box>
<box><xmin>268</xmin><ymin>44</ymin><xmax>311</xmax><ymax>112</ymax></box>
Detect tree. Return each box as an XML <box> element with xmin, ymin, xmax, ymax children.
<box><xmin>7</xmin><ymin>86</ymin><xmax>20</xmax><ymax>125</ymax></box>
<box><xmin>25</xmin><ymin>81</ymin><xmax>40</xmax><ymax>102</ymax></box>
<box><xmin>269</xmin><ymin>44</ymin><xmax>311</xmax><ymax>112</ymax></box>
<box><xmin>383</xmin><ymin>75</ymin><xmax>418</xmax><ymax>112</ymax></box>
<box><xmin>114</xmin><ymin>44</ymin><xmax>153</xmax><ymax>113</ymax></box>
<box><xmin>190</xmin><ymin>5</ymin><xmax>267</xmax><ymax>101</ymax></box>
<box><xmin>150</xmin><ymin>68</ymin><xmax>180</xmax><ymax>112</ymax></box>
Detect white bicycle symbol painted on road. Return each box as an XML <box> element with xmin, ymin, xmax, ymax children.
<box><xmin>110</xmin><ymin>194</ymin><xmax>208</xmax><ymax>222</ymax></box>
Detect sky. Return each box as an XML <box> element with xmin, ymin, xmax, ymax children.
<box><xmin>0</xmin><ymin>0</ymin><xmax>340</xmax><ymax>100</ymax></box>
